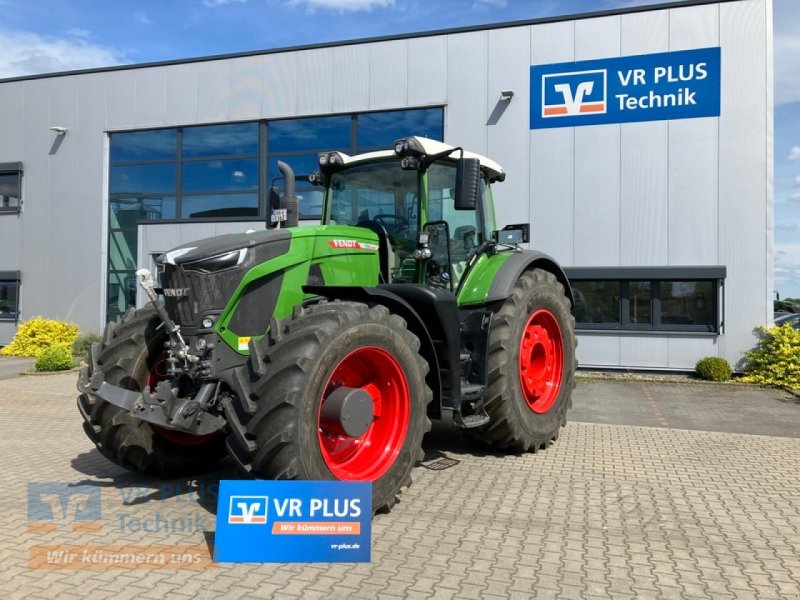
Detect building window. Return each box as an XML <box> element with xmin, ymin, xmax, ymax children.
<box><xmin>106</xmin><ymin>107</ymin><xmax>444</xmax><ymax>321</ymax></box>
<box><xmin>566</xmin><ymin>266</ymin><xmax>726</xmax><ymax>333</ymax></box>
<box><xmin>0</xmin><ymin>272</ymin><xmax>20</xmax><ymax>320</ymax></box>
<box><xmin>0</xmin><ymin>163</ymin><xmax>22</xmax><ymax>214</ymax></box>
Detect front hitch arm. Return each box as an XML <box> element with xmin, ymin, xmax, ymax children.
<box><xmin>78</xmin><ymin>368</ymin><xmax>226</xmax><ymax>436</ymax></box>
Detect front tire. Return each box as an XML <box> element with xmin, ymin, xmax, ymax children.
<box><xmin>77</xmin><ymin>307</ymin><xmax>227</xmax><ymax>477</ymax></box>
<box><xmin>226</xmin><ymin>301</ymin><xmax>432</xmax><ymax>513</ymax></box>
<box><xmin>466</xmin><ymin>269</ymin><xmax>576</xmax><ymax>452</ymax></box>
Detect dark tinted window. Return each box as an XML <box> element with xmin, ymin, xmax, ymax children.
<box><xmin>110</xmin><ymin>163</ymin><xmax>176</xmax><ymax>194</ymax></box>
<box><xmin>629</xmin><ymin>281</ymin><xmax>651</xmax><ymax>325</ymax></box>
<box><xmin>357</xmin><ymin>108</ymin><xmax>444</xmax><ymax>149</ymax></box>
<box><xmin>269</xmin><ymin>116</ymin><xmax>351</xmax><ymax>152</ymax></box>
<box><xmin>268</xmin><ymin>155</ymin><xmax>321</xmax><ymax>184</ymax></box>
<box><xmin>0</xmin><ymin>280</ymin><xmax>19</xmax><ymax>319</ymax></box>
<box><xmin>183</xmin><ymin>123</ymin><xmax>259</xmax><ymax>157</ymax></box>
<box><xmin>110</xmin><ymin>129</ymin><xmax>176</xmax><ymax>163</ymax></box>
<box><xmin>0</xmin><ymin>172</ymin><xmax>21</xmax><ymax>211</ymax></box>
<box><xmin>661</xmin><ymin>281</ymin><xmax>715</xmax><ymax>327</ymax></box>
<box><xmin>573</xmin><ymin>281</ymin><xmax>621</xmax><ymax>325</ymax></box>
<box><xmin>182</xmin><ymin>159</ymin><xmax>258</xmax><ymax>192</ymax></box>
<box><xmin>182</xmin><ymin>193</ymin><xmax>259</xmax><ymax>219</ymax></box>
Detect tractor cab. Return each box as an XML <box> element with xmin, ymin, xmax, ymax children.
<box><xmin>315</xmin><ymin>137</ymin><xmax>507</xmax><ymax>295</ymax></box>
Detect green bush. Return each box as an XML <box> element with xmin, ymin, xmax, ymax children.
<box><xmin>0</xmin><ymin>316</ymin><xmax>79</xmax><ymax>358</ymax></box>
<box><xmin>740</xmin><ymin>324</ymin><xmax>800</xmax><ymax>389</ymax></box>
<box><xmin>695</xmin><ymin>356</ymin><xmax>732</xmax><ymax>382</ymax></box>
<box><xmin>34</xmin><ymin>344</ymin><xmax>75</xmax><ymax>372</ymax></box>
<box><xmin>72</xmin><ymin>333</ymin><xmax>101</xmax><ymax>359</ymax></box>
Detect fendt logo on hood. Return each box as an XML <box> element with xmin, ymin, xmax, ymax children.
<box><xmin>328</xmin><ymin>240</ymin><xmax>379</xmax><ymax>251</ymax></box>
<box><xmin>163</xmin><ymin>288</ymin><xmax>190</xmax><ymax>297</ymax></box>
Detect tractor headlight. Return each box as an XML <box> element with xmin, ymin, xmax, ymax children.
<box><xmin>319</xmin><ymin>154</ymin><xmax>328</xmax><ymax>166</ymax></box>
<box><xmin>183</xmin><ymin>248</ymin><xmax>247</xmax><ymax>274</ymax></box>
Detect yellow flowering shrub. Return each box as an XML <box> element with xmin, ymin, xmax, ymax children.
<box><xmin>0</xmin><ymin>317</ymin><xmax>79</xmax><ymax>358</ymax></box>
<box><xmin>740</xmin><ymin>323</ymin><xmax>800</xmax><ymax>389</ymax></box>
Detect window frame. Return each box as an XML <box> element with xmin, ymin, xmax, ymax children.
<box><xmin>566</xmin><ymin>266</ymin><xmax>726</xmax><ymax>334</ymax></box>
<box><xmin>0</xmin><ymin>163</ymin><xmax>23</xmax><ymax>215</ymax></box>
<box><xmin>0</xmin><ymin>271</ymin><xmax>21</xmax><ymax>321</ymax></box>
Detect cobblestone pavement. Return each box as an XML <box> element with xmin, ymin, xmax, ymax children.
<box><xmin>1</xmin><ymin>373</ymin><xmax>799</xmax><ymax>599</ymax></box>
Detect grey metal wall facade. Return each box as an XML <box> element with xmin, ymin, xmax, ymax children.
<box><xmin>0</xmin><ymin>0</ymin><xmax>772</xmax><ymax>370</ymax></box>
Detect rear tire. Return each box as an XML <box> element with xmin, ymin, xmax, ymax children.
<box><xmin>225</xmin><ymin>301</ymin><xmax>432</xmax><ymax>513</ymax></box>
<box><xmin>77</xmin><ymin>307</ymin><xmax>227</xmax><ymax>477</ymax></box>
<box><xmin>465</xmin><ymin>269</ymin><xmax>576</xmax><ymax>452</ymax></box>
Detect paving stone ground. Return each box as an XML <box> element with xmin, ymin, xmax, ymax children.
<box><xmin>0</xmin><ymin>373</ymin><xmax>798</xmax><ymax>599</ymax></box>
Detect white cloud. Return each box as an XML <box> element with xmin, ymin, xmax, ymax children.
<box><xmin>0</xmin><ymin>29</ymin><xmax>128</xmax><ymax>78</ymax></box>
<box><xmin>774</xmin><ymin>243</ymin><xmax>800</xmax><ymax>290</ymax></box>
<box><xmin>134</xmin><ymin>11</ymin><xmax>152</xmax><ymax>25</ymax></box>
<box><xmin>789</xmin><ymin>146</ymin><xmax>800</xmax><ymax>161</ymax></box>
<box><xmin>287</xmin><ymin>0</ymin><xmax>394</xmax><ymax>12</ymax></box>
<box><xmin>203</xmin><ymin>0</ymin><xmax>247</xmax><ymax>5</ymax></box>
<box><xmin>789</xmin><ymin>191</ymin><xmax>800</xmax><ymax>202</ymax></box>
<box><xmin>776</xmin><ymin>222</ymin><xmax>798</xmax><ymax>233</ymax></box>
<box><xmin>473</xmin><ymin>0</ymin><xmax>507</xmax><ymax>7</ymax></box>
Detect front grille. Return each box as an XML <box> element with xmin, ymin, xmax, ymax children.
<box><xmin>160</xmin><ymin>264</ymin><xmax>243</xmax><ymax>330</ymax></box>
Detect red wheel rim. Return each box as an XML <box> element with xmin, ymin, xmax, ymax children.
<box><xmin>318</xmin><ymin>347</ymin><xmax>410</xmax><ymax>481</ymax></box>
<box><xmin>518</xmin><ymin>309</ymin><xmax>564</xmax><ymax>414</ymax></box>
<box><xmin>147</xmin><ymin>352</ymin><xmax>219</xmax><ymax>447</ymax></box>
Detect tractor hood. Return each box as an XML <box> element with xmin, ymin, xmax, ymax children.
<box><xmin>160</xmin><ymin>229</ymin><xmax>291</xmax><ymax>266</ymax></box>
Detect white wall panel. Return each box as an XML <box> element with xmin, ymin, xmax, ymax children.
<box><xmin>196</xmin><ymin>61</ymin><xmax>230</xmax><ymax>123</ymax></box>
<box><xmin>165</xmin><ymin>64</ymin><xmax>199</xmax><ymax>125</ymax></box>
<box><xmin>20</xmin><ymin>79</ymin><xmax>52</xmax><ymax>320</ymax></box>
<box><xmin>230</xmin><ymin>56</ymin><xmax>264</xmax><ymax>121</ymax></box>
<box><xmin>0</xmin><ymin>84</ymin><xmax>24</xmax><ymax>160</ymax></box>
<box><xmin>106</xmin><ymin>71</ymin><xmax>136</xmax><ymax>130</ymax></box>
<box><xmin>620</xmin><ymin>122</ymin><xmax>668</xmax><ymax>265</ymax></box>
<box><xmin>530</xmin><ymin>21</ymin><xmax>574</xmax><ymax>264</ymax></box>
<box><xmin>668</xmin><ymin>119</ymin><xmax>718</xmax><ymax>264</ymax></box>
<box><xmin>669</xmin><ymin>3</ymin><xmax>719</xmax><ymax>50</ymax></box>
<box><xmin>445</xmin><ymin>32</ymin><xmax>487</xmax><ymax>154</ymax></box>
<box><xmin>621</xmin><ymin>8</ymin><xmax>669</xmax><ymax>52</ymax></box>
<box><xmin>487</xmin><ymin>26</ymin><xmax>531</xmax><ymax>232</ymax></box>
<box><xmin>262</xmin><ymin>53</ymin><xmax>298</xmax><ymax>118</ymax></box>
<box><xmin>332</xmin><ymin>45</ymin><xmax>370</xmax><ymax>113</ymax></box>
<box><xmin>0</xmin><ymin>219</ymin><xmax>22</xmax><ymax>268</ymax></box>
<box><xmin>369</xmin><ymin>40</ymin><xmax>408</xmax><ymax>109</ymax></box>
<box><xmin>575</xmin><ymin>334</ymin><xmax>620</xmax><ymax>368</ymax></box>
<box><xmin>718</xmin><ymin>0</ymin><xmax>770</xmax><ymax>363</ymax></box>
<box><xmin>135</xmin><ymin>68</ymin><xmax>168</xmax><ymax>127</ymax></box>
<box><xmin>620</xmin><ymin>336</ymin><xmax>669</xmax><ymax>368</ymax></box>
<box><xmin>296</xmin><ymin>49</ymin><xmax>333</xmax><ymax>116</ymax></box>
<box><xmin>667</xmin><ymin>336</ymin><xmax>719</xmax><ymax>369</ymax></box>
<box><xmin>407</xmin><ymin>36</ymin><xmax>447</xmax><ymax>106</ymax></box>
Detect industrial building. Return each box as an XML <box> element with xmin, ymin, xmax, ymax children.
<box><xmin>0</xmin><ymin>0</ymin><xmax>772</xmax><ymax>370</ymax></box>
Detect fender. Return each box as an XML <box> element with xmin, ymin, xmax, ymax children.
<box><xmin>303</xmin><ymin>284</ymin><xmax>461</xmax><ymax>420</ymax></box>
<box><xmin>486</xmin><ymin>250</ymin><xmax>574</xmax><ymax>306</ymax></box>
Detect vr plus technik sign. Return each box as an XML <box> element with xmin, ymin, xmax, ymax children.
<box><xmin>530</xmin><ymin>47</ymin><xmax>721</xmax><ymax>129</ymax></box>
<box><xmin>214</xmin><ymin>480</ymin><xmax>371</xmax><ymax>563</ymax></box>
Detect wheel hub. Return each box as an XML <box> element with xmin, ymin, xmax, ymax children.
<box><xmin>519</xmin><ymin>309</ymin><xmax>564</xmax><ymax>414</ymax></box>
<box><xmin>319</xmin><ymin>387</ymin><xmax>374</xmax><ymax>438</ymax></box>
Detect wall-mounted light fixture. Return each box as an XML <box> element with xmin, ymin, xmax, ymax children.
<box><xmin>49</xmin><ymin>126</ymin><xmax>68</xmax><ymax>135</ymax></box>
<box><xmin>500</xmin><ymin>89</ymin><xmax>514</xmax><ymax>101</ymax></box>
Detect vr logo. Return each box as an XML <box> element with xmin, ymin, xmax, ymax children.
<box><xmin>27</xmin><ymin>483</ymin><xmax>101</xmax><ymax>521</ymax></box>
<box><xmin>228</xmin><ymin>496</ymin><xmax>268</xmax><ymax>524</ymax></box>
<box><xmin>542</xmin><ymin>69</ymin><xmax>607</xmax><ymax>117</ymax></box>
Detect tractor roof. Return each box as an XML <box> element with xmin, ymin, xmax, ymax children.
<box><xmin>332</xmin><ymin>137</ymin><xmax>505</xmax><ymax>183</ymax></box>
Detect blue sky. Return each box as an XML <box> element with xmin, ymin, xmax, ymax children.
<box><xmin>0</xmin><ymin>0</ymin><xmax>797</xmax><ymax>297</ymax></box>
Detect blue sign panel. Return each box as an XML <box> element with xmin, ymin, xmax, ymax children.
<box><xmin>214</xmin><ymin>480</ymin><xmax>371</xmax><ymax>563</ymax></box>
<box><xmin>530</xmin><ymin>47</ymin><xmax>721</xmax><ymax>129</ymax></box>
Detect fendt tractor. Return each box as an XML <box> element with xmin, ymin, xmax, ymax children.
<box><xmin>77</xmin><ymin>137</ymin><xmax>576</xmax><ymax>512</ymax></box>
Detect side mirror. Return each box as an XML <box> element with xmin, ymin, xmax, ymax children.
<box><xmin>454</xmin><ymin>157</ymin><xmax>480</xmax><ymax>211</ymax></box>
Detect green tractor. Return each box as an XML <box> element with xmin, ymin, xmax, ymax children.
<box><xmin>77</xmin><ymin>136</ymin><xmax>576</xmax><ymax>512</ymax></box>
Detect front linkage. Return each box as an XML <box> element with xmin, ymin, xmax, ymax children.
<box><xmin>77</xmin><ymin>269</ymin><xmax>226</xmax><ymax>437</ymax></box>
